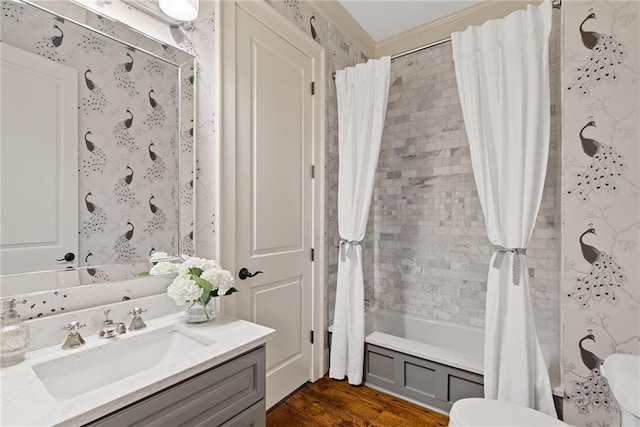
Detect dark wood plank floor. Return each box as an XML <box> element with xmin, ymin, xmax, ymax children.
<box><xmin>267</xmin><ymin>377</ymin><xmax>449</xmax><ymax>426</ymax></box>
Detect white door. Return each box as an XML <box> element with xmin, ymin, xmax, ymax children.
<box><xmin>0</xmin><ymin>43</ymin><xmax>78</xmax><ymax>275</ymax></box>
<box><xmin>234</xmin><ymin>6</ymin><xmax>315</xmax><ymax>409</ymax></box>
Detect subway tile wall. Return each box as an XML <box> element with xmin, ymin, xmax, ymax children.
<box><xmin>268</xmin><ymin>2</ymin><xmax>561</xmax><ymax>359</ymax></box>
<box><xmin>368</xmin><ymin>14</ymin><xmax>562</xmax><ymax>361</ymax></box>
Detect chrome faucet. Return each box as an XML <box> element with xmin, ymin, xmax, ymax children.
<box><xmin>61</xmin><ymin>321</ymin><xmax>86</xmax><ymax>350</ymax></box>
<box><xmin>98</xmin><ymin>309</ymin><xmax>126</xmax><ymax>338</ymax></box>
<box><xmin>128</xmin><ymin>307</ymin><xmax>148</xmax><ymax>331</ymax></box>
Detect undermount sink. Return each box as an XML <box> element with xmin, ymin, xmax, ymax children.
<box><xmin>32</xmin><ymin>326</ymin><xmax>215</xmax><ymax>400</ymax></box>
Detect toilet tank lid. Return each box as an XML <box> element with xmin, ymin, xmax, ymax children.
<box><xmin>449</xmin><ymin>398</ymin><xmax>568</xmax><ymax>426</ymax></box>
<box><xmin>602</xmin><ymin>353</ymin><xmax>640</xmax><ymax>417</ymax></box>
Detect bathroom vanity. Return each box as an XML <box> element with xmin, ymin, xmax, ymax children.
<box><xmin>0</xmin><ymin>312</ymin><xmax>275</xmax><ymax>426</ymax></box>
<box><xmin>89</xmin><ymin>346</ymin><xmax>266</xmax><ymax>426</ymax></box>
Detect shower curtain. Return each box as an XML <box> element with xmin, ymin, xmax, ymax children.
<box><xmin>452</xmin><ymin>0</ymin><xmax>556</xmax><ymax>416</ymax></box>
<box><xmin>330</xmin><ymin>56</ymin><xmax>390</xmax><ymax>385</ymax></box>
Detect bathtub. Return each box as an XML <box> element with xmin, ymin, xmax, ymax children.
<box><xmin>329</xmin><ymin>308</ymin><xmax>563</xmax><ymax>415</ymax></box>
<box><xmin>364</xmin><ymin>308</ymin><xmax>484</xmax><ymax>374</ymax></box>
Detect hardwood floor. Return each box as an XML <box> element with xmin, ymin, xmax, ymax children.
<box><xmin>267</xmin><ymin>377</ymin><xmax>449</xmax><ymax>426</ymax></box>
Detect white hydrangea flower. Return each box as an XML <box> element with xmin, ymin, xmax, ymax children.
<box><xmin>178</xmin><ymin>256</ymin><xmax>218</xmax><ymax>275</ymax></box>
<box><xmin>199</xmin><ymin>267</ymin><xmax>218</xmax><ymax>286</ymax></box>
<box><xmin>201</xmin><ymin>267</ymin><xmax>235</xmax><ymax>295</ymax></box>
<box><xmin>167</xmin><ymin>276</ymin><xmax>203</xmax><ymax>305</ymax></box>
<box><xmin>149</xmin><ymin>261</ymin><xmax>178</xmax><ymax>276</ymax></box>
<box><xmin>215</xmin><ymin>270</ymin><xmax>234</xmax><ymax>296</ymax></box>
<box><xmin>158</xmin><ymin>256</ymin><xmax>235</xmax><ymax>306</ymax></box>
<box><xmin>150</xmin><ymin>251</ymin><xmax>170</xmax><ymax>262</ymax></box>
<box><xmin>176</xmin><ymin>265</ymin><xmax>191</xmax><ymax>278</ymax></box>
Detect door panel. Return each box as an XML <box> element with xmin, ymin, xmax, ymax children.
<box><xmin>0</xmin><ymin>43</ymin><xmax>78</xmax><ymax>275</ymax></box>
<box><xmin>253</xmin><ymin>277</ymin><xmax>302</xmax><ymax>370</ymax></box>
<box><xmin>235</xmin><ymin>6</ymin><xmax>314</xmax><ymax>409</ymax></box>
<box><xmin>252</xmin><ymin>41</ymin><xmax>303</xmax><ymax>255</ymax></box>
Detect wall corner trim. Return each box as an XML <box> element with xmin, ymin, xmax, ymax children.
<box><xmin>309</xmin><ymin>0</ymin><xmax>376</xmax><ymax>59</ymax></box>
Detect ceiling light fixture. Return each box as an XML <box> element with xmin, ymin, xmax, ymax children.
<box><xmin>158</xmin><ymin>0</ymin><xmax>199</xmax><ymax>22</ymax></box>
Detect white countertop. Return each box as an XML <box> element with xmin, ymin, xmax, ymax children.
<box><xmin>1</xmin><ymin>313</ymin><xmax>275</xmax><ymax>427</ymax></box>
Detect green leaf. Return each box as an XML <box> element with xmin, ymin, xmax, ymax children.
<box><xmin>189</xmin><ymin>267</ymin><xmax>203</xmax><ymax>277</ymax></box>
<box><xmin>199</xmin><ymin>293</ymin><xmax>211</xmax><ymax>306</ymax></box>
<box><xmin>193</xmin><ymin>275</ymin><xmax>213</xmax><ymax>293</ymax></box>
<box><xmin>210</xmin><ymin>287</ymin><xmax>239</xmax><ymax>297</ymax></box>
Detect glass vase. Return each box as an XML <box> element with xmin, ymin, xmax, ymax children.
<box><xmin>184</xmin><ymin>299</ymin><xmax>216</xmax><ymax>323</ymax></box>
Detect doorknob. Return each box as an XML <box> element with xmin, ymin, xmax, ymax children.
<box><xmin>238</xmin><ymin>268</ymin><xmax>263</xmax><ymax>280</ymax></box>
<box><xmin>56</xmin><ymin>252</ymin><xmax>75</xmax><ymax>262</ymax></box>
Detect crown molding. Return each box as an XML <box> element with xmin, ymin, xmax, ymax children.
<box><xmin>309</xmin><ymin>0</ymin><xmax>376</xmax><ymax>59</ymax></box>
<box><xmin>375</xmin><ymin>1</ymin><xmax>542</xmax><ymax>58</ymax></box>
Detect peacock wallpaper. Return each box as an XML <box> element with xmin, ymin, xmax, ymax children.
<box><xmin>1</xmin><ymin>0</ymin><xmax>196</xmax><ymax>272</ymax></box>
<box><xmin>562</xmin><ymin>1</ymin><xmax>640</xmax><ymax>426</ymax></box>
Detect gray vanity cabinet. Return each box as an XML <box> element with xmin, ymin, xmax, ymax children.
<box><xmin>86</xmin><ymin>346</ymin><xmax>266</xmax><ymax>427</ymax></box>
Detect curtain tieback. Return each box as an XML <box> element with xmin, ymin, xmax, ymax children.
<box><xmin>492</xmin><ymin>246</ymin><xmax>527</xmax><ymax>286</ymax></box>
<box><xmin>340</xmin><ymin>238</ymin><xmax>361</xmax><ymax>262</ymax></box>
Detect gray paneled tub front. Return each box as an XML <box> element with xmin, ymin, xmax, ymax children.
<box><xmin>328</xmin><ymin>308</ymin><xmax>563</xmax><ymax>417</ymax></box>
<box><xmin>365</xmin><ymin>342</ymin><xmax>484</xmax><ymax>412</ymax></box>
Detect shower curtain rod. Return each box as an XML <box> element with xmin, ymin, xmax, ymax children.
<box><xmin>331</xmin><ymin>0</ymin><xmax>561</xmax><ymax>80</ymax></box>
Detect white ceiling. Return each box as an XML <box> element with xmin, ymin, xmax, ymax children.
<box><xmin>337</xmin><ymin>1</ymin><xmax>481</xmax><ymax>42</ymax></box>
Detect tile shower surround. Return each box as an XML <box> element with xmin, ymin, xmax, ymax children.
<box><xmin>273</xmin><ymin>1</ymin><xmax>562</xmax><ymax>357</ymax></box>
<box><xmin>368</xmin><ymin>16</ymin><xmax>562</xmax><ymax>355</ymax></box>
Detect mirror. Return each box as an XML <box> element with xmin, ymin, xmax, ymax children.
<box><xmin>0</xmin><ymin>0</ymin><xmax>195</xmax><ymax>295</ymax></box>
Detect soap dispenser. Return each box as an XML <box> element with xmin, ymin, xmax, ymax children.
<box><xmin>0</xmin><ymin>298</ymin><xmax>30</xmax><ymax>367</ymax></box>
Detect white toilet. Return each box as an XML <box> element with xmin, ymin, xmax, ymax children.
<box><xmin>602</xmin><ymin>354</ymin><xmax>640</xmax><ymax>427</ymax></box>
<box><xmin>449</xmin><ymin>398</ymin><xmax>568</xmax><ymax>426</ymax></box>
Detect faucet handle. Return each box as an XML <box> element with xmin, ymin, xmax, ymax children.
<box><xmin>61</xmin><ymin>321</ymin><xmax>86</xmax><ymax>349</ymax></box>
<box><xmin>128</xmin><ymin>307</ymin><xmax>147</xmax><ymax>317</ymax></box>
<box><xmin>62</xmin><ymin>321</ymin><xmax>86</xmax><ymax>334</ymax></box>
<box><xmin>128</xmin><ymin>307</ymin><xmax>148</xmax><ymax>331</ymax></box>
<box><xmin>103</xmin><ymin>309</ymin><xmax>113</xmax><ymax>325</ymax></box>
